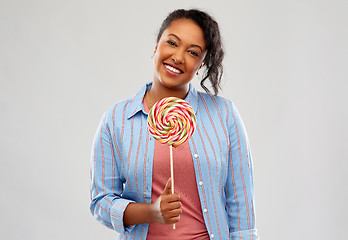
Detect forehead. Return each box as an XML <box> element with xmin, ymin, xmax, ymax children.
<box><xmin>162</xmin><ymin>18</ymin><xmax>206</xmax><ymax>49</ymax></box>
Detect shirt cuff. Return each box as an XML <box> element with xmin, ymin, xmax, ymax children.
<box><xmin>230</xmin><ymin>229</ymin><xmax>259</xmax><ymax>239</ymax></box>
<box><xmin>110</xmin><ymin>198</ymin><xmax>135</xmax><ymax>234</ymax></box>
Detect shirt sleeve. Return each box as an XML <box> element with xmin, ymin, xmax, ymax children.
<box><xmin>90</xmin><ymin>110</ymin><xmax>135</xmax><ymax>234</ymax></box>
<box><xmin>225</xmin><ymin>101</ymin><xmax>259</xmax><ymax>240</ymax></box>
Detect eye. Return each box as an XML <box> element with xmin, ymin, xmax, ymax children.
<box><xmin>188</xmin><ymin>50</ymin><xmax>198</xmax><ymax>56</ymax></box>
<box><xmin>167</xmin><ymin>40</ymin><xmax>177</xmax><ymax>47</ymax></box>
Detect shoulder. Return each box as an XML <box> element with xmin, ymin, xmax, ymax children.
<box><xmin>196</xmin><ymin>91</ymin><xmax>242</xmax><ymax>127</ymax></box>
<box><xmin>103</xmin><ymin>92</ymin><xmax>140</xmax><ymax>124</ymax></box>
<box><xmin>196</xmin><ymin>91</ymin><xmax>233</xmax><ymax>115</ymax></box>
<box><xmin>103</xmin><ymin>82</ymin><xmax>148</xmax><ymax>119</ymax></box>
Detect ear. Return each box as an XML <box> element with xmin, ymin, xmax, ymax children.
<box><xmin>196</xmin><ymin>63</ymin><xmax>205</xmax><ymax>75</ymax></box>
<box><xmin>152</xmin><ymin>44</ymin><xmax>158</xmax><ymax>58</ymax></box>
<box><xmin>154</xmin><ymin>43</ymin><xmax>158</xmax><ymax>54</ymax></box>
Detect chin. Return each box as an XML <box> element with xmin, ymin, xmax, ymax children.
<box><xmin>158</xmin><ymin>78</ymin><xmax>178</xmax><ymax>89</ymax></box>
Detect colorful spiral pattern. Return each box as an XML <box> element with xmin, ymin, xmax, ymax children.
<box><xmin>148</xmin><ymin>97</ymin><xmax>196</xmax><ymax>147</ymax></box>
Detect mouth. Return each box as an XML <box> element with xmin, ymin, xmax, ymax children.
<box><xmin>163</xmin><ymin>63</ymin><xmax>184</xmax><ymax>74</ymax></box>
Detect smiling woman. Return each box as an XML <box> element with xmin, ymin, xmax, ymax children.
<box><xmin>151</xmin><ymin>18</ymin><xmax>207</xmax><ymax>103</ymax></box>
<box><xmin>90</xmin><ymin>9</ymin><xmax>259</xmax><ymax>240</ymax></box>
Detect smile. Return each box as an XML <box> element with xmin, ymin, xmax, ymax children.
<box><xmin>163</xmin><ymin>63</ymin><xmax>183</xmax><ymax>74</ymax></box>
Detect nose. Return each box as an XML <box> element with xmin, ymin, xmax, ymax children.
<box><xmin>172</xmin><ymin>49</ymin><xmax>184</xmax><ymax>64</ymax></box>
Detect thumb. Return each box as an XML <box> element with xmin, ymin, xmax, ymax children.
<box><xmin>162</xmin><ymin>178</ymin><xmax>172</xmax><ymax>195</ymax></box>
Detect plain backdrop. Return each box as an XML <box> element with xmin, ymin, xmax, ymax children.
<box><xmin>1</xmin><ymin>0</ymin><xmax>347</xmax><ymax>239</ymax></box>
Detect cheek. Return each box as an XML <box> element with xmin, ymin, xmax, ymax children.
<box><xmin>188</xmin><ymin>60</ymin><xmax>202</xmax><ymax>73</ymax></box>
<box><xmin>156</xmin><ymin>43</ymin><xmax>172</xmax><ymax>56</ymax></box>
<box><xmin>153</xmin><ymin>48</ymin><xmax>166</xmax><ymax>66</ymax></box>
<box><xmin>153</xmin><ymin>51</ymin><xmax>163</xmax><ymax>69</ymax></box>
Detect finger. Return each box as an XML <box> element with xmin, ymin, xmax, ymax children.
<box><xmin>168</xmin><ymin>215</ymin><xmax>181</xmax><ymax>224</ymax></box>
<box><xmin>161</xmin><ymin>200</ymin><xmax>181</xmax><ymax>212</ymax></box>
<box><xmin>162</xmin><ymin>209</ymin><xmax>182</xmax><ymax>224</ymax></box>
<box><xmin>163</xmin><ymin>208</ymin><xmax>182</xmax><ymax>218</ymax></box>
<box><xmin>166</xmin><ymin>201</ymin><xmax>182</xmax><ymax>210</ymax></box>
<box><xmin>169</xmin><ymin>208</ymin><xmax>182</xmax><ymax>217</ymax></box>
<box><xmin>161</xmin><ymin>193</ymin><xmax>180</xmax><ymax>203</ymax></box>
<box><xmin>162</xmin><ymin>178</ymin><xmax>172</xmax><ymax>195</ymax></box>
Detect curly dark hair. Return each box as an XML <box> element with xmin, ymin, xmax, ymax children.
<box><xmin>157</xmin><ymin>9</ymin><xmax>224</xmax><ymax>95</ymax></box>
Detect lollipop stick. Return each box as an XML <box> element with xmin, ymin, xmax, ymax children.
<box><xmin>170</xmin><ymin>145</ymin><xmax>176</xmax><ymax>230</ymax></box>
<box><xmin>170</xmin><ymin>145</ymin><xmax>174</xmax><ymax>194</ymax></box>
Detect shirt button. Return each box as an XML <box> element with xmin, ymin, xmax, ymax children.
<box><xmin>199</xmin><ymin>181</ymin><xmax>203</xmax><ymax>186</ymax></box>
<box><xmin>203</xmin><ymin>208</ymin><xmax>207</xmax><ymax>213</ymax></box>
<box><xmin>194</xmin><ymin>153</ymin><xmax>198</xmax><ymax>158</ymax></box>
<box><xmin>211</xmin><ymin>233</ymin><xmax>214</xmax><ymax>239</ymax></box>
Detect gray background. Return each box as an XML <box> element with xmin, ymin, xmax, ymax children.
<box><xmin>1</xmin><ymin>0</ymin><xmax>347</xmax><ymax>239</ymax></box>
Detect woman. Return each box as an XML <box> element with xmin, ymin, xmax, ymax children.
<box><xmin>90</xmin><ymin>9</ymin><xmax>259</xmax><ymax>240</ymax></box>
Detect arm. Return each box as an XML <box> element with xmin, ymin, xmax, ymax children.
<box><xmin>90</xmin><ymin>111</ymin><xmax>181</xmax><ymax>233</ymax></box>
<box><xmin>90</xmin><ymin>111</ymin><xmax>135</xmax><ymax>233</ymax></box>
<box><xmin>123</xmin><ymin>178</ymin><xmax>181</xmax><ymax>226</ymax></box>
<box><xmin>225</xmin><ymin>101</ymin><xmax>259</xmax><ymax>239</ymax></box>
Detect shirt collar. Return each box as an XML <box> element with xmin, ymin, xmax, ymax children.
<box><xmin>126</xmin><ymin>82</ymin><xmax>199</xmax><ymax>119</ymax></box>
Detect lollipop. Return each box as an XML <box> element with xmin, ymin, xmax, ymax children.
<box><xmin>148</xmin><ymin>97</ymin><xmax>196</xmax><ymax>147</ymax></box>
<box><xmin>147</xmin><ymin>97</ymin><xmax>196</xmax><ymax>229</ymax></box>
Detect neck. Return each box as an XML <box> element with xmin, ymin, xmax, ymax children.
<box><xmin>150</xmin><ymin>81</ymin><xmax>189</xmax><ymax>100</ymax></box>
<box><xmin>146</xmin><ymin>81</ymin><xmax>189</xmax><ymax>109</ymax></box>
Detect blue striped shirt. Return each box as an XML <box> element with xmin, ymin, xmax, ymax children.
<box><xmin>90</xmin><ymin>82</ymin><xmax>259</xmax><ymax>239</ymax></box>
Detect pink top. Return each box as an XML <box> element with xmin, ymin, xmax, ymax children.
<box><xmin>144</xmin><ymin>98</ymin><xmax>209</xmax><ymax>240</ymax></box>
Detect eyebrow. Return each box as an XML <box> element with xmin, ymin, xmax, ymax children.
<box><xmin>168</xmin><ymin>33</ymin><xmax>204</xmax><ymax>52</ymax></box>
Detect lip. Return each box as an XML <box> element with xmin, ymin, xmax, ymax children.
<box><xmin>163</xmin><ymin>63</ymin><xmax>184</xmax><ymax>75</ymax></box>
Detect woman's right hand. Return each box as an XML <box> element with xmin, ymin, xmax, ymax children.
<box><xmin>150</xmin><ymin>178</ymin><xmax>182</xmax><ymax>224</ymax></box>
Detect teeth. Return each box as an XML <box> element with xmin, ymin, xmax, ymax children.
<box><xmin>165</xmin><ymin>64</ymin><xmax>181</xmax><ymax>73</ymax></box>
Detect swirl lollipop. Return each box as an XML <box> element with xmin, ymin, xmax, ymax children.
<box><xmin>148</xmin><ymin>97</ymin><xmax>196</xmax><ymax>147</ymax></box>
<box><xmin>147</xmin><ymin>97</ymin><xmax>196</xmax><ymax>229</ymax></box>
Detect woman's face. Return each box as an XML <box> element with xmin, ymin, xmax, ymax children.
<box><xmin>153</xmin><ymin>18</ymin><xmax>207</xmax><ymax>92</ymax></box>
